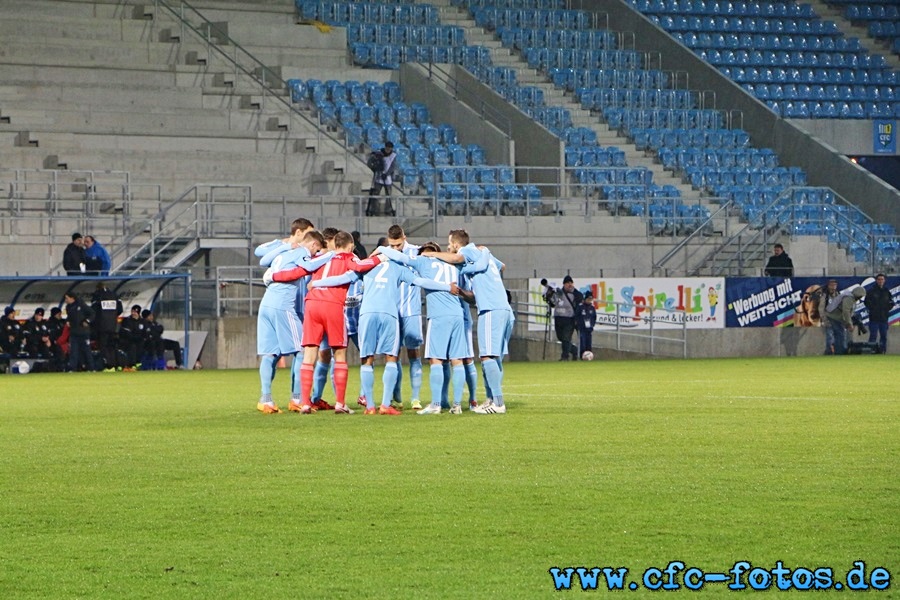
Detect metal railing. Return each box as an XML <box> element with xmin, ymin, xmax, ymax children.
<box><xmin>110</xmin><ymin>184</ymin><xmax>251</xmax><ymax>274</ymax></box>
<box><xmin>513</xmin><ymin>292</ymin><xmax>688</xmax><ymax>358</ymax></box>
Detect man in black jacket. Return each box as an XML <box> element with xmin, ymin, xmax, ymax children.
<box><xmin>91</xmin><ymin>282</ymin><xmax>123</xmax><ymax>370</ymax></box>
<box><xmin>63</xmin><ymin>233</ymin><xmax>88</xmax><ymax>276</ymax></box>
<box><xmin>119</xmin><ymin>304</ymin><xmax>146</xmax><ymax>369</ymax></box>
<box><xmin>864</xmin><ymin>273</ymin><xmax>895</xmax><ymax>353</ymax></box>
<box><xmin>63</xmin><ymin>292</ymin><xmax>94</xmax><ymax>371</ymax></box>
<box><xmin>764</xmin><ymin>243</ymin><xmax>794</xmax><ymax>277</ymax></box>
<box><xmin>1</xmin><ymin>306</ymin><xmax>22</xmax><ymax>355</ymax></box>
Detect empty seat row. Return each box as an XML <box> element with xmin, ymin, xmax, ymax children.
<box><xmin>451</xmin><ymin>0</ymin><xmax>565</xmax><ymax>9</ymax></box>
<box><xmin>349</xmin><ymin>43</ymin><xmax>494</xmax><ymax>69</ymax></box>
<box><xmin>565</xmin><ymin>146</ymin><xmax>628</xmax><ymax>167</ymax></box>
<box><xmin>720</xmin><ymin>65</ymin><xmax>900</xmax><ymax>84</ymax></box>
<box><xmin>524</xmin><ymin>48</ymin><xmax>644</xmax><ymax>71</ymax></box>
<box><xmin>297</xmin><ymin>0</ymin><xmax>438</xmax><ymax>26</ymax></box>
<box><xmin>571</xmin><ymin>167</ymin><xmax>654</xmax><ymax>187</ymax></box>
<box><xmin>687</xmin><ymin>166</ymin><xmax>805</xmax><ymax>189</ymax></box>
<box><xmin>765</xmin><ymin>100</ymin><xmax>900</xmax><ymax>119</ymax></box>
<box><xmin>660</xmin><ymin>149</ymin><xmax>793</xmax><ymax>171</ymax></box>
<box><xmin>604</xmin><ymin>108</ymin><xmax>724</xmax><ymax>132</ymax></box>
<box><xmin>698</xmin><ymin>48</ymin><xmax>885</xmax><ymax>68</ymax></box>
<box><xmin>550</xmin><ymin>67</ymin><xmax>671</xmax><ymax>91</ymax></box>
<box><xmin>742</xmin><ymin>82</ymin><xmax>895</xmax><ymax>101</ymax></box>
<box><xmin>578</xmin><ymin>88</ymin><xmax>696</xmax><ymax>111</ymax></box>
<box><xmin>630</xmin><ymin>0</ymin><xmax>815</xmax><ymax>18</ymax></box>
<box><xmin>346</xmin><ymin>24</ymin><xmax>466</xmax><ymax>46</ymax></box>
<box><xmin>632</xmin><ymin>127</ymin><xmax>751</xmax><ymax>150</ymax></box>
<box><xmin>342</xmin><ymin>121</ymin><xmax>459</xmax><ymax>149</ymax></box>
<box><xmin>845</xmin><ymin>4</ymin><xmax>900</xmax><ymax>20</ymax></box>
<box><xmin>472</xmin><ymin>7</ymin><xmax>594</xmax><ymax>30</ymax></box>
<box><xmin>289</xmin><ymin>79</ymin><xmax>402</xmax><ymax>106</ymax></box>
<box><xmin>651</xmin><ymin>15</ymin><xmax>841</xmax><ymax>35</ymax></box>
<box><xmin>672</xmin><ymin>31</ymin><xmax>864</xmax><ymax>51</ymax></box>
<box><xmin>868</xmin><ymin>21</ymin><xmax>900</xmax><ymax>39</ymax></box>
<box><xmin>497</xmin><ymin>26</ymin><xmax>618</xmax><ymax>51</ymax></box>
<box><xmin>496</xmin><ymin>85</ymin><xmax>546</xmax><ymax>108</ymax></box>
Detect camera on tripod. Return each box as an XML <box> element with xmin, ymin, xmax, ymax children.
<box><xmin>851</xmin><ymin>314</ymin><xmax>868</xmax><ymax>336</ymax></box>
<box><xmin>539</xmin><ymin>278</ymin><xmax>556</xmax><ymax>307</ymax></box>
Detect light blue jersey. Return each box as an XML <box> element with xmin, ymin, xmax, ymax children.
<box><xmin>261</xmin><ymin>249</ymin><xmax>333</xmax><ymax>314</ymax></box>
<box><xmin>380</xmin><ymin>247</ymin><xmax>463</xmax><ymax>320</ymax></box>
<box><xmin>397</xmin><ymin>242</ymin><xmax>422</xmax><ymax>318</ymax></box>
<box><xmin>255</xmin><ymin>239</ymin><xmax>289</xmax><ymax>267</ymax></box>
<box><xmin>458</xmin><ymin>244</ymin><xmax>511</xmax><ymax>313</ymax></box>
<box><xmin>361</xmin><ymin>261</ymin><xmax>431</xmax><ymax>316</ymax></box>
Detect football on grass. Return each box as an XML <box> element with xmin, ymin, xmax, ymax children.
<box><xmin>581</xmin><ymin>351</ymin><xmax>594</xmax><ymax>361</ymax></box>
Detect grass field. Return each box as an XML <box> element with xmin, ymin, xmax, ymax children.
<box><xmin>2</xmin><ymin>357</ymin><xmax>898</xmax><ymax>598</ymax></box>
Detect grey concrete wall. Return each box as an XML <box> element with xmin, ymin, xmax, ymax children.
<box><xmin>584</xmin><ymin>0</ymin><xmax>900</xmax><ymax>230</ymax></box>
<box><xmin>791</xmin><ymin>119</ymin><xmax>900</xmax><ymax>157</ymax></box>
<box><xmin>200</xmin><ymin>314</ymin><xmax>893</xmax><ymax>369</ymax></box>
<box><xmin>399</xmin><ymin>63</ymin><xmax>512</xmax><ymax>165</ymax></box>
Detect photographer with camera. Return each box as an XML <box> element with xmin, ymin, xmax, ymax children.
<box><xmin>818</xmin><ymin>279</ymin><xmax>866</xmax><ymax>355</ymax></box>
<box><xmin>544</xmin><ymin>275</ymin><xmax>583</xmax><ymax>361</ymax></box>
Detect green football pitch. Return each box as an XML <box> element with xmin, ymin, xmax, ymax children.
<box><xmin>2</xmin><ymin>357</ymin><xmax>897</xmax><ymax>598</ymax></box>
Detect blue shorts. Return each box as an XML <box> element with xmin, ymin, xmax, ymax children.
<box><xmin>359</xmin><ymin>312</ymin><xmax>401</xmax><ymax>357</ymax></box>
<box><xmin>424</xmin><ymin>316</ymin><xmax>468</xmax><ymax>360</ymax></box>
<box><xmin>477</xmin><ymin>309</ymin><xmax>513</xmax><ymax>358</ymax></box>
<box><xmin>257</xmin><ymin>305</ymin><xmax>303</xmax><ymax>355</ymax></box>
<box><xmin>399</xmin><ymin>315</ymin><xmax>423</xmax><ymax>349</ymax></box>
<box><xmin>464</xmin><ymin>316</ymin><xmax>475</xmax><ymax>358</ymax></box>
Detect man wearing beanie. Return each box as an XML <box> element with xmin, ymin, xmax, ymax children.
<box><xmin>548</xmin><ymin>275</ymin><xmax>583</xmax><ymax>361</ymax></box>
<box><xmin>63</xmin><ymin>233</ymin><xmax>87</xmax><ymax>276</ymax></box>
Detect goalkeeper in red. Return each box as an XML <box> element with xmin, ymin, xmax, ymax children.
<box><xmin>271</xmin><ymin>231</ymin><xmax>384</xmax><ymax>414</ymax></box>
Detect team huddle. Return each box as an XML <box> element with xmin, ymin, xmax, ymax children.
<box><xmin>255</xmin><ymin>221</ymin><xmax>513</xmax><ymax>416</ymax></box>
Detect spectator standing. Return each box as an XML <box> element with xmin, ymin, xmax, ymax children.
<box><xmin>549</xmin><ymin>275</ymin><xmax>583</xmax><ymax>360</ymax></box>
<box><xmin>351</xmin><ymin>230</ymin><xmax>368</xmax><ymax>259</ymax></box>
<box><xmin>864</xmin><ymin>273</ymin><xmax>895</xmax><ymax>353</ymax></box>
<box><xmin>83</xmin><ymin>235</ymin><xmax>111</xmax><ymax>276</ymax></box>
<box><xmin>366</xmin><ymin>141</ymin><xmax>398</xmax><ymax>217</ymax></box>
<box><xmin>575</xmin><ymin>291</ymin><xmax>597</xmax><ymax>359</ymax></box>
<box><xmin>63</xmin><ymin>291</ymin><xmax>95</xmax><ymax>371</ymax></box>
<box><xmin>91</xmin><ymin>282</ymin><xmax>123</xmax><ymax>371</ymax></box>
<box><xmin>764</xmin><ymin>243</ymin><xmax>794</xmax><ymax>277</ymax></box>
<box><xmin>63</xmin><ymin>233</ymin><xmax>88</xmax><ymax>276</ymax></box>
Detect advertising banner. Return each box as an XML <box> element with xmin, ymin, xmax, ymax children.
<box><xmin>725</xmin><ymin>276</ymin><xmax>899</xmax><ymax>328</ymax></box>
<box><xmin>527</xmin><ymin>277</ymin><xmax>726</xmax><ymax>331</ymax></box>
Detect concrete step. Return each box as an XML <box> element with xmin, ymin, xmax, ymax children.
<box><xmin>5</xmin><ymin>130</ymin><xmax>313</xmax><ymax>155</ymax></box>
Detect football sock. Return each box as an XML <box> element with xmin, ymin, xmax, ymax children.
<box><xmin>290</xmin><ymin>354</ymin><xmax>301</xmax><ymax>397</ymax></box>
<box><xmin>483</xmin><ymin>358</ymin><xmax>503</xmax><ymax>405</ymax></box>
<box><xmin>481</xmin><ymin>362</ymin><xmax>494</xmax><ymax>401</ymax></box>
<box><xmin>451</xmin><ymin>364</ymin><xmax>465</xmax><ymax>407</ymax></box>
<box><xmin>333</xmin><ymin>361</ymin><xmax>348</xmax><ymax>405</ymax></box>
<box><xmin>259</xmin><ymin>354</ymin><xmax>277</xmax><ymax>397</ymax></box>
<box><xmin>392</xmin><ymin>360</ymin><xmax>403</xmax><ymax>403</ymax></box>
<box><xmin>312</xmin><ymin>359</ymin><xmax>329</xmax><ymax>400</ymax></box>
<box><xmin>409</xmin><ymin>358</ymin><xmax>423</xmax><ymax>402</ymax></box>
<box><xmin>382</xmin><ymin>362</ymin><xmax>399</xmax><ymax>408</ymax></box>
<box><xmin>440</xmin><ymin>362</ymin><xmax>451</xmax><ymax>409</ymax></box>
<box><xmin>429</xmin><ymin>364</ymin><xmax>444</xmax><ymax>407</ymax></box>
<box><xmin>360</xmin><ymin>364</ymin><xmax>375</xmax><ymax>410</ymax></box>
<box><xmin>299</xmin><ymin>363</ymin><xmax>315</xmax><ymax>404</ymax></box>
<box><xmin>464</xmin><ymin>361</ymin><xmax>478</xmax><ymax>402</ymax></box>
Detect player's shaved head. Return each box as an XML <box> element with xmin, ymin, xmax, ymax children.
<box><xmin>420</xmin><ymin>241</ymin><xmax>441</xmax><ymax>253</ymax></box>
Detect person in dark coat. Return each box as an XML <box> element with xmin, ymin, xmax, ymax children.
<box><xmin>91</xmin><ymin>282</ymin><xmax>123</xmax><ymax>370</ymax></box>
<box><xmin>575</xmin><ymin>292</ymin><xmax>598</xmax><ymax>358</ymax></box>
<box><xmin>1</xmin><ymin>306</ymin><xmax>22</xmax><ymax>355</ymax></box>
<box><xmin>63</xmin><ymin>232</ymin><xmax>88</xmax><ymax>276</ymax></box>
<box><xmin>118</xmin><ymin>305</ymin><xmax>146</xmax><ymax>369</ymax></box>
<box><xmin>764</xmin><ymin>243</ymin><xmax>794</xmax><ymax>277</ymax></box>
<box><xmin>864</xmin><ymin>273</ymin><xmax>895</xmax><ymax>353</ymax></box>
<box><xmin>63</xmin><ymin>292</ymin><xmax>95</xmax><ymax>371</ymax></box>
